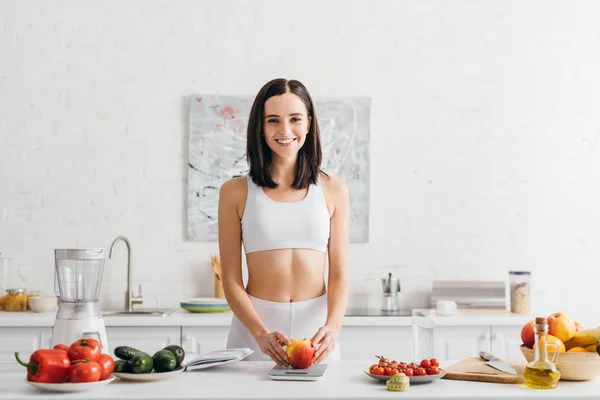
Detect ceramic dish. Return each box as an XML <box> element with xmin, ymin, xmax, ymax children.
<box><xmin>186</xmin><ymin>297</ymin><xmax>229</xmax><ymax>305</ymax></box>
<box><xmin>180</xmin><ymin>302</ymin><xmax>230</xmax><ymax>313</ymax></box>
<box><xmin>114</xmin><ymin>366</ymin><xmax>184</xmax><ymax>382</ymax></box>
<box><xmin>363</xmin><ymin>369</ymin><xmax>447</xmax><ymax>384</ymax></box>
<box><xmin>25</xmin><ymin>376</ymin><xmax>115</xmax><ymax>392</ymax></box>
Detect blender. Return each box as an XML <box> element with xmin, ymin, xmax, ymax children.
<box><xmin>51</xmin><ymin>248</ymin><xmax>109</xmax><ymax>353</ymax></box>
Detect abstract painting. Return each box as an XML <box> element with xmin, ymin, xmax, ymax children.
<box><xmin>187</xmin><ymin>95</ymin><xmax>370</xmax><ymax>242</ymax></box>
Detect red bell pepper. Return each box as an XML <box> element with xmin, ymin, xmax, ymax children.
<box><xmin>15</xmin><ymin>350</ymin><xmax>71</xmax><ymax>383</ymax></box>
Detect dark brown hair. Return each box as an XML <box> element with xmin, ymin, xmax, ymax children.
<box><xmin>246</xmin><ymin>78</ymin><xmax>327</xmax><ymax>189</ymax></box>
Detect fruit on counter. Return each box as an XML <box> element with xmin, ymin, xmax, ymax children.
<box><xmin>114</xmin><ymin>346</ymin><xmax>142</xmax><ymax>361</ymax></box>
<box><xmin>97</xmin><ymin>354</ymin><xmax>116</xmax><ymax>380</ymax></box>
<box><xmin>15</xmin><ymin>350</ymin><xmax>71</xmax><ymax>383</ymax></box>
<box><xmin>520</xmin><ymin>313</ymin><xmax>591</xmax><ymax>349</ymax></box>
<box><xmin>53</xmin><ymin>344</ymin><xmax>69</xmax><ymax>352</ymax></box>
<box><xmin>114</xmin><ymin>359</ymin><xmax>131</xmax><ymax>373</ymax></box>
<box><xmin>69</xmin><ymin>360</ymin><xmax>101</xmax><ymax>383</ymax></box>
<box><xmin>585</xmin><ymin>344</ymin><xmax>597</xmax><ymax>352</ymax></box>
<box><xmin>68</xmin><ymin>338</ymin><xmax>102</xmax><ymax>363</ymax></box>
<box><xmin>562</xmin><ymin>328</ymin><xmax>600</xmax><ymax>353</ymax></box>
<box><xmin>113</xmin><ymin>344</ymin><xmax>185</xmax><ymax>374</ymax></box>
<box><xmin>547</xmin><ymin>312</ymin><xmax>576</xmax><ymax>343</ymax></box>
<box><xmin>533</xmin><ymin>334</ymin><xmax>566</xmax><ymax>353</ymax></box>
<box><xmin>566</xmin><ymin>347</ymin><xmax>588</xmax><ymax>353</ymax></box>
<box><xmin>521</xmin><ymin>320</ymin><xmax>536</xmax><ymax>348</ymax></box>
<box><xmin>286</xmin><ymin>339</ymin><xmax>316</xmax><ymax>369</ymax></box>
<box><xmin>130</xmin><ymin>352</ymin><xmax>154</xmax><ymax>374</ymax></box>
<box><xmin>152</xmin><ymin>350</ymin><xmax>177</xmax><ymax>372</ymax></box>
<box><xmin>571</xmin><ymin>328</ymin><xmax>600</xmax><ymax>342</ymax></box>
<box><xmin>15</xmin><ymin>341</ymin><xmax>116</xmax><ymax>384</ymax></box>
<box><xmin>368</xmin><ymin>356</ymin><xmax>441</xmax><ymax>376</ymax></box>
<box><xmin>163</xmin><ymin>345</ymin><xmax>185</xmax><ymax>368</ymax></box>
<box><xmin>564</xmin><ymin>333</ymin><xmax>597</xmax><ymax>350</ymax></box>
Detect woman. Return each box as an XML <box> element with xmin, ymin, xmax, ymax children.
<box><xmin>218</xmin><ymin>78</ymin><xmax>349</xmax><ymax>366</ymax></box>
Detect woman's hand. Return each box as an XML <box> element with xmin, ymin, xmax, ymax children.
<box><xmin>254</xmin><ymin>331</ymin><xmax>291</xmax><ymax>366</ymax></box>
<box><xmin>310</xmin><ymin>325</ymin><xmax>340</xmax><ymax>364</ymax></box>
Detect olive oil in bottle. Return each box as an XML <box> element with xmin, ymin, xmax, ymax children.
<box><xmin>524</xmin><ymin>317</ymin><xmax>561</xmax><ymax>389</ymax></box>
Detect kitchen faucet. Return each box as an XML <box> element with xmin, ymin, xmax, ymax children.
<box><xmin>109</xmin><ymin>236</ymin><xmax>143</xmax><ymax>312</ymax></box>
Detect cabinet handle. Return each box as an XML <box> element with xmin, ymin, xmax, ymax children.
<box><xmin>183</xmin><ymin>335</ymin><xmax>192</xmax><ymax>341</ymax></box>
<box><xmin>480</xmin><ymin>332</ymin><xmax>490</xmax><ymax>341</ymax></box>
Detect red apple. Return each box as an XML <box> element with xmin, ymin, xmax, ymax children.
<box><xmin>286</xmin><ymin>339</ymin><xmax>316</xmax><ymax>369</ymax></box>
<box><xmin>547</xmin><ymin>312</ymin><xmax>576</xmax><ymax>343</ymax></box>
<box><xmin>521</xmin><ymin>320</ymin><xmax>535</xmax><ymax>348</ymax></box>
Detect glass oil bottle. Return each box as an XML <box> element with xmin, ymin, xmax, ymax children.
<box><xmin>524</xmin><ymin>317</ymin><xmax>561</xmax><ymax>389</ymax></box>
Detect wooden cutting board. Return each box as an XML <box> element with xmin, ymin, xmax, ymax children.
<box><xmin>442</xmin><ymin>357</ymin><xmax>526</xmax><ymax>384</ymax></box>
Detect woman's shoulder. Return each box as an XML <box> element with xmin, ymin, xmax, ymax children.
<box><xmin>319</xmin><ymin>173</ymin><xmax>348</xmax><ymax>200</ymax></box>
<box><xmin>319</xmin><ymin>173</ymin><xmax>346</xmax><ymax>190</ymax></box>
<box><xmin>219</xmin><ymin>175</ymin><xmax>248</xmax><ymax>197</ymax></box>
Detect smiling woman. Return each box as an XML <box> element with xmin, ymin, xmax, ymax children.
<box><xmin>218</xmin><ymin>78</ymin><xmax>350</xmax><ymax>368</ymax></box>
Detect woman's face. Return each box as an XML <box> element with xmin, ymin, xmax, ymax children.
<box><xmin>263</xmin><ymin>92</ymin><xmax>311</xmax><ymax>160</ymax></box>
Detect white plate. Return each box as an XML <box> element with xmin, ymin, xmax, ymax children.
<box><xmin>113</xmin><ymin>366</ymin><xmax>184</xmax><ymax>382</ymax></box>
<box><xmin>186</xmin><ymin>297</ymin><xmax>228</xmax><ymax>305</ymax></box>
<box><xmin>363</xmin><ymin>368</ymin><xmax>447</xmax><ymax>384</ymax></box>
<box><xmin>26</xmin><ymin>375</ymin><xmax>115</xmax><ymax>393</ymax></box>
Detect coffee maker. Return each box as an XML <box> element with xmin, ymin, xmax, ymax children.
<box><xmin>51</xmin><ymin>249</ymin><xmax>109</xmax><ymax>353</ymax></box>
<box><xmin>381</xmin><ymin>273</ymin><xmax>401</xmax><ymax>312</ymax></box>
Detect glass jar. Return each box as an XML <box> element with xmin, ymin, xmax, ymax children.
<box><xmin>1</xmin><ymin>288</ymin><xmax>29</xmax><ymax>311</ymax></box>
<box><xmin>0</xmin><ymin>254</ymin><xmax>12</xmax><ymax>295</ymax></box>
<box><xmin>509</xmin><ymin>271</ymin><xmax>531</xmax><ymax>314</ymax></box>
<box><xmin>26</xmin><ymin>291</ymin><xmax>41</xmax><ymax>310</ymax></box>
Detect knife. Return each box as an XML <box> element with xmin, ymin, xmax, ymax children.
<box><xmin>479</xmin><ymin>351</ymin><xmax>518</xmax><ymax>375</ymax></box>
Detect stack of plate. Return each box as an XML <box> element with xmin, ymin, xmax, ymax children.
<box><xmin>180</xmin><ymin>297</ymin><xmax>230</xmax><ymax>313</ymax></box>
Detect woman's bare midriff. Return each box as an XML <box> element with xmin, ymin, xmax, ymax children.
<box><xmin>245</xmin><ymin>248</ymin><xmax>327</xmax><ymax>302</ymax></box>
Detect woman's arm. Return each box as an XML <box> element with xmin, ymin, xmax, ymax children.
<box><xmin>324</xmin><ymin>177</ymin><xmax>350</xmax><ymax>330</ymax></box>
<box><xmin>311</xmin><ymin>176</ymin><xmax>350</xmax><ymax>363</ymax></box>
<box><xmin>218</xmin><ymin>179</ymin><xmax>290</xmax><ymax>366</ymax></box>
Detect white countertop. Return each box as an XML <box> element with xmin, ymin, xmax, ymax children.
<box><xmin>1</xmin><ymin>361</ymin><xmax>598</xmax><ymax>400</ymax></box>
<box><xmin>0</xmin><ymin>310</ymin><xmax>533</xmax><ymax>327</ymax></box>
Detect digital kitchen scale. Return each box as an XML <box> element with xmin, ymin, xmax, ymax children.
<box><xmin>268</xmin><ymin>364</ymin><xmax>328</xmax><ymax>381</ymax></box>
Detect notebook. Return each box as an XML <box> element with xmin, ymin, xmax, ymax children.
<box><xmin>183</xmin><ymin>348</ymin><xmax>253</xmax><ymax>371</ymax></box>
<box><xmin>268</xmin><ymin>364</ymin><xmax>328</xmax><ymax>381</ymax></box>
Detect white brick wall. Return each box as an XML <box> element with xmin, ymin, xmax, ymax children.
<box><xmin>1</xmin><ymin>0</ymin><xmax>600</xmax><ymax>322</ymax></box>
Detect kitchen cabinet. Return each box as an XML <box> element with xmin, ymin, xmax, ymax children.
<box><xmin>338</xmin><ymin>326</ymin><xmax>413</xmax><ymax>361</ymax></box>
<box><xmin>0</xmin><ymin>327</ymin><xmax>52</xmax><ymax>371</ymax></box>
<box><xmin>491</xmin><ymin>326</ymin><xmax>524</xmax><ymax>360</ymax></box>
<box><xmin>0</xmin><ymin>319</ymin><xmax>529</xmax><ymax>367</ymax></box>
<box><xmin>106</xmin><ymin>327</ymin><xmax>181</xmax><ymax>355</ymax></box>
<box><xmin>181</xmin><ymin>327</ymin><xmax>229</xmax><ymax>356</ymax></box>
<box><xmin>434</xmin><ymin>326</ymin><xmax>491</xmax><ymax>361</ymax></box>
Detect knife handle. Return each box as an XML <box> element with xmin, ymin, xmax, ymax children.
<box><xmin>479</xmin><ymin>351</ymin><xmax>498</xmax><ymax>361</ymax></box>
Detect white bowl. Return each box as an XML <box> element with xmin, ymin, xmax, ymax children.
<box><xmin>28</xmin><ymin>296</ymin><xmax>58</xmax><ymax>313</ymax></box>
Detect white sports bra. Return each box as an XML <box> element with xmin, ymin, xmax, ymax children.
<box><xmin>241</xmin><ymin>175</ymin><xmax>331</xmax><ymax>254</ymax></box>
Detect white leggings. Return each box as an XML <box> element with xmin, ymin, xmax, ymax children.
<box><xmin>226</xmin><ymin>292</ymin><xmax>341</xmax><ymax>363</ymax></box>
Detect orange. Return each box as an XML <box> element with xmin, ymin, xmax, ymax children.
<box><xmin>533</xmin><ymin>334</ymin><xmax>566</xmax><ymax>353</ymax></box>
<box><xmin>585</xmin><ymin>344</ymin><xmax>597</xmax><ymax>352</ymax></box>
<box><xmin>567</xmin><ymin>347</ymin><xmax>587</xmax><ymax>352</ymax></box>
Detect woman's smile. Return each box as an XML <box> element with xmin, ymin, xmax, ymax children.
<box><xmin>274</xmin><ymin>137</ymin><xmax>297</xmax><ymax>146</ymax></box>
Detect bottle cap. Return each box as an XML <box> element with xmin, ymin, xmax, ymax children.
<box><xmin>535</xmin><ymin>317</ymin><xmax>546</xmax><ymax>324</ymax></box>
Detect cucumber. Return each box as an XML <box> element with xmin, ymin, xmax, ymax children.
<box><xmin>114</xmin><ymin>359</ymin><xmax>131</xmax><ymax>373</ymax></box>
<box><xmin>114</xmin><ymin>346</ymin><xmax>142</xmax><ymax>361</ymax></box>
<box><xmin>163</xmin><ymin>345</ymin><xmax>185</xmax><ymax>368</ymax></box>
<box><xmin>130</xmin><ymin>352</ymin><xmax>153</xmax><ymax>374</ymax></box>
<box><xmin>153</xmin><ymin>350</ymin><xmax>177</xmax><ymax>372</ymax></box>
